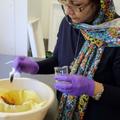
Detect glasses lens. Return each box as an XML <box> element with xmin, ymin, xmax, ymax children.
<box><xmin>58</xmin><ymin>0</ymin><xmax>82</xmax><ymax>12</ymax></box>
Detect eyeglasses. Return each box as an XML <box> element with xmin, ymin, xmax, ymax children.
<box><xmin>58</xmin><ymin>0</ymin><xmax>84</xmax><ymax>12</ymax></box>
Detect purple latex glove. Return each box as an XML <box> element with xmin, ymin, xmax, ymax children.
<box><xmin>12</xmin><ymin>56</ymin><xmax>39</xmax><ymax>74</ymax></box>
<box><xmin>54</xmin><ymin>75</ymin><xmax>95</xmax><ymax>96</ymax></box>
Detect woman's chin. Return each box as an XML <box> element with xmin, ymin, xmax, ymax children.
<box><xmin>71</xmin><ymin>19</ymin><xmax>83</xmax><ymax>24</ymax></box>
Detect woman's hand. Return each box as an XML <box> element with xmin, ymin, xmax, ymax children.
<box><xmin>12</xmin><ymin>56</ymin><xmax>39</xmax><ymax>74</ymax></box>
<box><xmin>54</xmin><ymin>74</ymin><xmax>95</xmax><ymax>96</ymax></box>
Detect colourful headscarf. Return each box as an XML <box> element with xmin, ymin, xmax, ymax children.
<box><xmin>57</xmin><ymin>0</ymin><xmax>120</xmax><ymax>120</ymax></box>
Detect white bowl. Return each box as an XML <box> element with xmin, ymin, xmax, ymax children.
<box><xmin>0</xmin><ymin>77</ymin><xmax>55</xmax><ymax>120</ymax></box>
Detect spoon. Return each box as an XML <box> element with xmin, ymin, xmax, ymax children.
<box><xmin>9</xmin><ymin>68</ymin><xmax>15</xmax><ymax>83</ymax></box>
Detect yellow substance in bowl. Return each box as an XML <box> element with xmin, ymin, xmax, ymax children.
<box><xmin>0</xmin><ymin>89</ymin><xmax>47</xmax><ymax>112</ymax></box>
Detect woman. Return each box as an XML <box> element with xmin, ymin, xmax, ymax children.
<box><xmin>13</xmin><ymin>0</ymin><xmax>120</xmax><ymax>119</ymax></box>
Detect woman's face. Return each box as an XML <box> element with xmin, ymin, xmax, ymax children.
<box><xmin>61</xmin><ymin>0</ymin><xmax>99</xmax><ymax>23</ymax></box>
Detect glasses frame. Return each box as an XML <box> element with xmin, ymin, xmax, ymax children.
<box><xmin>58</xmin><ymin>0</ymin><xmax>84</xmax><ymax>12</ymax></box>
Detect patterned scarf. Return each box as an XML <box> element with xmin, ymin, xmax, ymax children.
<box><xmin>57</xmin><ymin>0</ymin><xmax>120</xmax><ymax>120</ymax></box>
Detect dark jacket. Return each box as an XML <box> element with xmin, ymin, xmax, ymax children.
<box><xmin>37</xmin><ymin>17</ymin><xmax>120</xmax><ymax>120</ymax></box>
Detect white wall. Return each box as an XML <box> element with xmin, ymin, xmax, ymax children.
<box><xmin>113</xmin><ymin>0</ymin><xmax>120</xmax><ymax>15</ymax></box>
<box><xmin>28</xmin><ymin>0</ymin><xmax>51</xmax><ymax>39</ymax></box>
<box><xmin>28</xmin><ymin>0</ymin><xmax>41</xmax><ymax>20</ymax></box>
<box><xmin>0</xmin><ymin>0</ymin><xmax>28</xmax><ymax>56</ymax></box>
<box><xmin>15</xmin><ymin>0</ymin><xmax>28</xmax><ymax>56</ymax></box>
<box><xmin>40</xmin><ymin>0</ymin><xmax>51</xmax><ymax>39</ymax></box>
<box><xmin>48</xmin><ymin>0</ymin><xmax>64</xmax><ymax>52</ymax></box>
<box><xmin>0</xmin><ymin>0</ymin><xmax>15</xmax><ymax>55</ymax></box>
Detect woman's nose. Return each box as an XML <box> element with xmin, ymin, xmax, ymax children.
<box><xmin>65</xmin><ymin>5</ymin><xmax>74</xmax><ymax>15</ymax></box>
